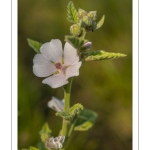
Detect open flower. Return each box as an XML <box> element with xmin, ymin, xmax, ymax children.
<box><xmin>33</xmin><ymin>39</ymin><xmax>82</xmax><ymax>88</ymax></box>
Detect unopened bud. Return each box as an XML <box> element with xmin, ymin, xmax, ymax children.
<box><xmin>88</xmin><ymin>11</ymin><xmax>97</xmax><ymax>20</ymax></box>
<box><xmin>83</xmin><ymin>42</ymin><xmax>92</xmax><ymax>49</ymax></box>
<box><xmin>82</xmin><ymin>16</ymin><xmax>92</xmax><ymax>26</ymax></box>
<box><xmin>78</xmin><ymin>8</ymin><xmax>87</xmax><ymax>18</ymax></box>
<box><xmin>70</xmin><ymin>24</ymin><xmax>81</xmax><ymax>36</ymax></box>
<box><xmin>80</xmin><ymin>42</ymin><xmax>92</xmax><ymax>51</ymax></box>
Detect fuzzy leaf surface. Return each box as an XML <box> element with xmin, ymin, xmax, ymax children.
<box><xmin>56</xmin><ymin>103</ymin><xmax>83</xmax><ymax>121</ymax></box>
<box><xmin>74</xmin><ymin>109</ymin><xmax>98</xmax><ymax>131</ymax></box>
<box><xmin>27</xmin><ymin>38</ymin><xmax>42</xmax><ymax>53</ymax></box>
<box><xmin>96</xmin><ymin>15</ymin><xmax>105</xmax><ymax>29</ymax></box>
<box><xmin>29</xmin><ymin>147</ymin><xmax>39</xmax><ymax>150</ymax></box>
<box><xmin>67</xmin><ymin>1</ymin><xmax>79</xmax><ymax>23</ymax></box>
<box><xmin>39</xmin><ymin>123</ymin><xmax>52</xmax><ymax>142</ymax></box>
<box><xmin>85</xmin><ymin>50</ymin><xmax>127</xmax><ymax>61</ymax></box>
<box><xmin>22</xmin><ymin>147</ymin><xmax>39</xmax><ymax>150</ymax></box>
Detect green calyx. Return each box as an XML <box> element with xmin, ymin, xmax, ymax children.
<box><xmin>87</xmin><ymin>11</ymin><xmax>97</xmax><ymax>20</ymax></box>
<box><xmin>70</xmin><ymin>24</ymin><xmax>81</xmax><ymax>36</ymax></box>
<box><xmin>78</xmin><ymin>10</ymin><xmax>98</xmax><ymax>32</ymax></box>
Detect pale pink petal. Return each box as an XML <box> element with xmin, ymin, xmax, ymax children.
<box><xmin>33</xmin><ymin>54</ymin><xmax>57</xmax><ymax>77</ymax></box>
<box><xmin>42</xmin><ymin>73</ymin><xmax>68</xmax><ymax>88</ymax></box>
<box><xmin>40</xmin><ymin>39</ymin><xmax>63</xmax><ymax>63</ymax></box>
<box><xmin>64</xmin><ymin>42</ymin><xmax>79</xmax><ymax>65</ymax></box>
<box><xmin>65</xmin><ymin>62</ymin><xmax>82</xmax><ymax>78</ymax></box>
<box><xmin>33</xmin><ymin>54</ymin><xmax>50</xmax><ymax>64</ymax></box>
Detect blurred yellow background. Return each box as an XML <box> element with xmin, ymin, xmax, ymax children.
<box><xmin>18</xmin><ymin>0</ymin><xmax>132</xmax><ymax>150</ymax></box>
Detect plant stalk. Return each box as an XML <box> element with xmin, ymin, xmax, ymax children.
<box><xmin>60</xmin><ymin>78</ymin><xmax>73</xmax><ymax>149</ymax></box>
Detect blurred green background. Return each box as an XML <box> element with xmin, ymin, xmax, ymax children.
<box><xmin>18</xmin><ymin>0</ymin><xmax>132</xmax><ymax>150</ymax></box>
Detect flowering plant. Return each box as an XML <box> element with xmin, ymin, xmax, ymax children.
<box><xmin>33</xmin><ymin>40</ymin><xmax>82</xmax><ymax>88</ymax></box>
<box><xmin>25</xmin><ymin>1</ymin><xmax>126</xmax><ymax>150</ymax></box>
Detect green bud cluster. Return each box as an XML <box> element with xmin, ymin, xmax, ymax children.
<box><xmin>78</xmin><ymin>8</ymin><xmax>97</xmax><ymax>32</ymax></box>
<box><xmin>66</xmin><ymin>1</ymin><xmax>125</xmax><ymax>63</ymax></box>
<box><xmin>66</xmin><ymin>2</ymin><xmax>105</xmax><ymax>60</ymax></box>
<box><xmin>68</xmin><ymin>5</ymin><xmax>104</xmax><ymax>37</ymax></box>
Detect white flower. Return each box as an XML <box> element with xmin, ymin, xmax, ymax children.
<box><xmin>47</xmin><ymin>97</ymin><xmax>64</xmax><ymax>112</ymax></box>
<box><xmin>33</xmin><ymin>39</ymin><xmax>82</xmax><ymax>88</ymax></box>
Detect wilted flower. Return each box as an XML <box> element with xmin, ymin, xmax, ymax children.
<box><xmin>33</xmin><ymin>39</ymin><xmax>82</xmax><ymax>88</ymax></box>
<box><xmin>46</xmin><ymin>136</ymin><xmax>65</xmax><ymax>150</ymax></box>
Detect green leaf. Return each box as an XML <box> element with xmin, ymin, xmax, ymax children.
<box><xmin>55</xmin><ymin>111</ymin><xmax>70</xmax><ymax>120</ymax></box>
<box><xmin>37</xmin><ymin>142</ymin><xmax>48</xmax><ymax>150</ymax></box>
<box><xmin>67</xmin><ymin>1</ymin><xmax>79</xmax><ymax>23</ymax></box>
<box><xmin>65</xmin><ymin>35</ymin><xmax>84</xmax><ymax>50</ymax></box>
<box><xmin>74</xmin><ymin>109</ymin><xmax>98</xmax><ymax>131</ymax></box>
<box><xmin>96</xmin><ymin>15</ymin><xmax>105</xmax><ymax>29</ymax></box>
<box><xmin>39</xmin><ymin>123</ymin><xmax>52</xmax><ymax>142</ymax></box>
<box><xmin>29</xmin><ymin>147</ymin><xmax>39</xmax><ymax>150</ymax></box>
<box><xmin>22</xmin><ymin>147</ymin><xmax>39</xmax><ymax>150</ymax></box>
<box><xmin>27</xmin><ymin>38</ymin><xmax>42</xmax><ymax>53</ymax></box>
<box><xmin>85</xmin><ymin>50</ymin><xmax>127</xmax><ymax>61</ymax></box>
<box><xmin>70</xmin><ymin>103</ymin><xmax>84</xmax><ymax>119</ymax></box>
<box><xmin>56</xmin><ymin>103</ymin><xmax>83</xmax><ymax>121</ymax></box>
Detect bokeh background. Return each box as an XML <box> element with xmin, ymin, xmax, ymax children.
<box><xmin>18</xmin><ymin>0</ymin><xmax>132</xmax><ymax>150</ymax></box>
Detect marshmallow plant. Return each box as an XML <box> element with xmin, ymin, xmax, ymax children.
<box><xmin>26</xmin><ymin>1</ymin><xmax>126</xmax><ymax>150</ymax></box>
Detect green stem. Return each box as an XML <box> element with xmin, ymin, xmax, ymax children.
<box><xmin>60</xmin><ymin>78</ymin><xmax>73</xmax><ymax>149</ymax></box>
<box><xmin>64</xmin><ymin>78</ymin><xmax>73</xmax><ymax>113</ymax></box>
<box><xmin>68</xmin><ymin>118</ymin><xmax>77</xmax><ymax>137</ymax></box>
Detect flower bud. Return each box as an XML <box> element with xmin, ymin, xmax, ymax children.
<box><xmin>78</xmin><ymin>8</ymin><xmax>87</xmax><ymax>18</ymax></box>
<box><xmin>88</xmin><ymin>11</ymin><xmax>97</xmax><ymax>20</ymax></box>
<box><xmin>80</xmin><ymin>42</ymin><xmax>92</xmax><ymax>52</ymax></box>
<box><xmin>82</xmin><ymin>16</ymin><xmax>92</xmax><ymax>26</ymax></box>
<box><xmin>83</xmin><ymin>42</ymin><xmax>92</xmax><ymax>50</ymax></box>
<box><xmin>70</xmin><ymin>24</ymin><xmax>81</xmax><ymax>36</ymax></box>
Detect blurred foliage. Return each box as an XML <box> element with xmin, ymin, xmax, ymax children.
<box><xmin>18</xmin><ymin>0</ymin><xmax>132</xmax><ymax>150</ymax></box>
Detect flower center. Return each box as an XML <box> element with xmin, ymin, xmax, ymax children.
<box><xmin>55</xmin><ymin>62</ymin><xmax>67</xmax><ymax>74</ymax></box>
<box><xmin>55</xmin><ymin>62</ymin><xmax>62</xmax><ymax>70</ymax></box>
